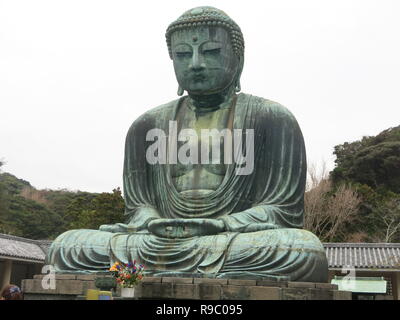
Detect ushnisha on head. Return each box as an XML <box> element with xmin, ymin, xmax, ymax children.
<box><xmin>166</xmin><ymin>7</ymin><xmax>245</xmax><ymax>98</ymax></box>
<box><xmin>166</xmin><ymin>6</ymin><xmax>244</xmax><ymax>59</ymax></box>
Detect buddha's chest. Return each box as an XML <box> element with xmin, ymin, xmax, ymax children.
<box><xmin>170</xmin><ymin>103</ymin><xmax>233</xmax><ymax>192</ymax></box>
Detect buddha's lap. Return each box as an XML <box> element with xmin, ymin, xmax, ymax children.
<box><xmin>48</xmin><ymin>227</ymin><xmax>327</xmax><ymax>282</ymax></box>
<box><xmin>228</xmin><ymin>228</ymin><xmax>324</xmax><ymax>254</ymax></box>
<box><xmin>52</xmin><ymin>227</ymin><xmax>324</xmax><ymax>255</ymax></box>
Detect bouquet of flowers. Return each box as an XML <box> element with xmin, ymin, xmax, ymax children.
<box><xmin>109</xmin><ymin>260</ymin><xmax>144</xmax><ymax>288</ymax></box>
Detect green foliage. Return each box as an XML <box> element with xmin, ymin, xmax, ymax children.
<box><xmin>2</xmin><ymin>196</ymin><xmax>63</xmax><ymax>239</ymax></box>
<box><xmin>349</xmin><ymin>183</ymin><xmax>400</xmax><ymax>242</ymax></box>
<box><xmin>0</xmin><ymin>170</ymin><xmax>125</xmax><ymax>240</ymax></box>
<box><xmin>330</xmin><ymin>125</ymin><xmax>400</xmax><ymax>242</ymax></box>
<box><xmin>66</xmin><ymin>188</ymin><xmax>125</xmax><ymax>230</ymax></box>
<box><xmin>0</xmin><ymin>172</ymin><xmax>32</xmax><ymax>196</ymax></box>
<box><xmin>0</xmin><ymin>161</ymin><xmax>7</xmax><ymax>232</ymax></box>
<box><xmin>42</xmin><ymin>189</ymin><xmax>83</xmax><ymax>223</ymax></box>
<box><xmin>62</xmin><ymin>192</ymin><xmax>98</xmax><ymax>229</ymax></box>
<box><xmin>331</xmin><ymin>126</ymin><xmax>400</xmax><ymax>193</ymax></box>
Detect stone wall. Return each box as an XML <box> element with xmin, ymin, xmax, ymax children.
<box><xmin>22</xmin><ymin>274</ymin><xmax>352</xmax><ymax>300</ymax></box>
<box><xmin>22</xmin><ymin>274</ymin><xmax>99</xmax><ymax>300</ymax></box>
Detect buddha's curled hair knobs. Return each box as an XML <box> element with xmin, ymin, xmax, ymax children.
<box><xmin>165</xmin><ymin>6</ymin><xmax>245</xmax><ymax>59</ymax></box>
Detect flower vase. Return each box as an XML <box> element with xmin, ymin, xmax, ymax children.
<box><xmin>121</xmin><ymin>287</ymin><xmax>135</xmax><ymax>298</ymax></box>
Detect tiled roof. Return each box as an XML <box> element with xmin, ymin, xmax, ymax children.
<box><xmin>0</xmin><ymin>233</ymin><xmax>52</xmax><ymax>262</ymax></box>
<box><xmin>324</xmin><ymin>243</ymin><xmax>400</xmax><ymax>270</ymax></box>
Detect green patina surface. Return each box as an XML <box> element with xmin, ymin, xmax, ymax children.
<box><xmin>46</xmin><ymin>6</ymin><xmax>328</xmax><ymax>282</ymax></box>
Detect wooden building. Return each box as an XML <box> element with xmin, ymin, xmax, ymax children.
<box><xmin>325</xmin><ymin>243</ymin><xmax>400</xmax><ymax>300</ymax></box>
<box><xmin>0</xmin><ymin>233</ymin><xmax>51</xmax><ymax>290</ymax></box>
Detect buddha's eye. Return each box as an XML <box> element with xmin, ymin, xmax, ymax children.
<box><xmin>174</xmin><ymin>44</ymin><xmax>193</xmax><ymax>59</ymax></box>
<box><xmin>202</xmin><ymin>48</ymin><xmax>221</xmax><ymax>55</ymax></box>
<box><xmin>174</xmin><ymin>51</ymin><xmax>192</xmax><ymax>59</ymax></box>
<box><xmin>201</xmin><ymin>42</ymin><xmax>222</xmax><ymax>56</ymax></box>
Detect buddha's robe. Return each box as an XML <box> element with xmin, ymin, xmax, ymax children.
<box><xmin>46</xmin><ymin>93</ymin><xmax>328</xmax><ymax>282</ymax></box>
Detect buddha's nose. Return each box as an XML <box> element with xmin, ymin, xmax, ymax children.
<box><xmin>189</xmin><ymin>50</ymin><xmax>205</xmax><ymax>71</ymax></box>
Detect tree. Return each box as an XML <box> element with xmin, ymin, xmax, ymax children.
<box><xmin>0</xmin><ymin>171</ymin><xmax>66</xmax><ymax>238</ymax></box>
<box><xmin>0</xmin><ymin>168</ymin><xmax>126</xmax><ymax>239</ymax></box>
<box><xmin>67</xmin><ymin>188</ymin><xmax>125</xmax><ymax>230</ymax></box>
<box><xmin>361</xmin><ymin>191</ymin><xmax>400</xmax><ymax>242</ymax></box>
<box><xmin>330</xmin><ymin>125</ymin><xmax>400</xmax><ymax>242</ymax></box>
<box><xmin>64</xmin><ymin>192</ymin><xmax>98</xmax><ymax>229</ymax></box>
<box><xmin>89</xmin><ymin>188</ymin><xmax>125</xmax><ymax>227</ymax></box>
<box><xmin>331</xmin><ymin>126</ymin><xmax>400</xmax><ymax>193</ymax></box>
<box><xmin>378</xmin><ymin>197</ymin><xmax>400</xmax><ymax>242</ymax></box>
<box><xmin>0</xmin><ymin>160</ymin><xmax>8</xmax><ymax>232</ymax></box>
<box><xmin>0</xmin><ymin>174</ymin><xmax>64</xmax><ymax>239</ymax></box>
<box><xmin>3</xmin><ymin>195</ymin><xmax>63</xmax><ymax>239</ymax></box>
<box><xmin>304</xmin><ymin>163</ymin><xmax>361</xmax><ymax>242</ymax></box>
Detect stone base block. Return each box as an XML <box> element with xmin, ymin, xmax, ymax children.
<box><xmin>22</xmin><ymin>275</ymin><xmax>352</xmax><ymax>300</ymax></box>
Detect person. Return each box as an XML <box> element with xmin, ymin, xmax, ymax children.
<box><xmin>1</xmin><ymin>285</ymin><xmax>23</xmax><ymax>300</ymax></box>
<box><xmin>46</xmin><ymin>6</ymin><xmax>328</xmax><ymax>282</ymax></box>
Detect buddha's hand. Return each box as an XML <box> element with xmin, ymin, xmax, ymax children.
<box><xmin>99</xmin><ymin>223</ymin><xmax>132</xmax><ymax>233</ymax></box>
<box><xmin>99</xmin><ymin>207</ymin><xmax>161</xmax><ymax>233</ymax></box>
<box><xmin>147</xmin><ymin>218</ymin><xmax>225</xmax><ymax>238</ymax></box>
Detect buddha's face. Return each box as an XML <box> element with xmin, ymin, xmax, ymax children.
<box><xmin>171</xmin><ymin>26</ymin><xmax>239</xmax><ymax>95</ymax></box>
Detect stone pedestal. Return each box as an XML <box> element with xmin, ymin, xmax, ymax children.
<box><xmin>22</xmin><ymin>274</ymin><xmax>352</xmax><ymax>300</ymax></box>
<box><xmin>22</xmin><ymin>274</ymin><xmax>103</xmax><ymax>300</ymax></box>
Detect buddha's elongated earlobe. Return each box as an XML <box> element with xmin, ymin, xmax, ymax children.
<box><xmin>235</xmin><ymin>56</ymin><xmax>244</xmax><ymax>93</ymax></box>
<box><xmin>235</xmin><ymin>80</ymin><xmax>241</xmax><ymax>93</ymax></box>
<box><xmin>177</xmin><ymin>85</ymin><xmax>184</xmax><ymax>96</ymax></box>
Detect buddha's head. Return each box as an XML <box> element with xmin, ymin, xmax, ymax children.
<box><xmin>166</xmin><ymin>7</ymin><xmax>244</xmax><ymax>97</ymax></box>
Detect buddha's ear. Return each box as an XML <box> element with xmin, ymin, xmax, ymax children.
<box><xmin>235</xmin><ymin>55</ymin><xmax>244</xmax><ymax>93</ymax></box>
<box><xmin>177</xmin><ymin>85</ymin><xmax>184</xmax><ymax>96</ymax></box>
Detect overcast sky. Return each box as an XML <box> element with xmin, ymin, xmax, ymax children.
<box><xmin>0</xmin><ymin>0</ymin><xmax>399</xmax><ymax>193</ymax></box>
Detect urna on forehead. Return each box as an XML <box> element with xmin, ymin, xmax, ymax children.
<box><xmin>166</xmin><ymin>6</ymin><xmax>244</xmax><ymax>58</ymax></box>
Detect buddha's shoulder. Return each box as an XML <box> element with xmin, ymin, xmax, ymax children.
<box><xmin>240</xmin><ymin>93</ymin><xmax>298</xmax><ymax>121</ymax></box>
<box><xmin>145</xmin><ymin>98</ymin><xmax>179</xmax><ymax>116</ymax></box>
<box><xmin>127</xmin><ymin>98</ymin><xmax>180</xmax><ymax>131</ymax></box>
<box><xmin>137</xmin><ymin>98</ymin><xmax>179</xmax><ymax>121</ymax></box>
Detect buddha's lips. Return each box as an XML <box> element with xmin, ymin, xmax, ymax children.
<box><xmin>190</xmin><ymin>73</ymin><xmax>207</xmax><ymax>81</ymax></box>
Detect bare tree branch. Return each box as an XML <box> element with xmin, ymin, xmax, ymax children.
<box><xmin>304</xmin><ymin>162</ymin><xmax>361</xmax><ymax>242</ymax></box>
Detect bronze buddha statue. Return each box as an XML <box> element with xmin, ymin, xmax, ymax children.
<box><xmin>47</xmin><ymin>6</ymin><xmax>328</xmax><ymax>282</ymax></box>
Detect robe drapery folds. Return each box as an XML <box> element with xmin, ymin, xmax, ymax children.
<box><xmin>47</xmin><ymin>93</ymin><xmax>328</xmax><ymax>281</ymax></box>
<box><xmin>124</xmin><ymin>93</ymin><xmax>306</xmax><ymax>227</ymax></box>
